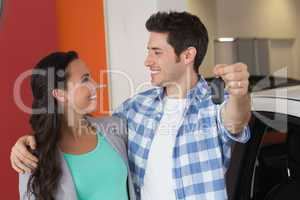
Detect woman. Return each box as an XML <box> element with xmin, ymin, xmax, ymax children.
<box><xmin>19</xmin><ymin>51</ymin><xmax>135</xmax><ymax>200</ymax></box>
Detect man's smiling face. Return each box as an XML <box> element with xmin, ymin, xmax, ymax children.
<box><xmin>144</xmin><ymin>32</ymin><xmax>186</xmax><ymax>87</ymax></box>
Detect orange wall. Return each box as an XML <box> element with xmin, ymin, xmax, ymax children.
<box><xmin>0</xmin><ymin>1</ymin><xmax>109</xmax><ymax>199</ymax></box>
<box><xmin>56</xmin><ymin>0</ymin><xmax>110</xmax><ymax>115</ymax></box>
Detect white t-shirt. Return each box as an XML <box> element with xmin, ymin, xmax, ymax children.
<box><xmin>141</xmin><ymin>97</ymin><xmax>187</xmax><ymax>200</ymax></box>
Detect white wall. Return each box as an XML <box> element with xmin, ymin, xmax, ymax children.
<box><xmin>269</xmin><ymin>39</ymin><xmax>295</xmax><ymax>78</ymax></box>
<box><xmin>105</xmin><ymin>0</ymin><xmax>300</xmax><ymax>110</ymax></box>
<box><xmin>157</xmin><ymin>0</ymin><xmax>187</xmax><ymax>12</ymax></box>
<box><xmin>215</xmin><ymin>0</ymin><xmax>299</xmax><ymax>79</ymax></box>
<box><xmin>187</xmin><ymin>0</ymin><xmax>217</xmax><ymax>77</ymax></box>
<box><xmin>187</xmin><ymin>0</ymin><xmax>300</xmax><ymax>79</ymax></box>
<box><xmin>104</xmin><ymin>0</ymin><xmax>188</xmax><ymax>110</ymax></box>
<box><xmin>293</xmin><ymin>0</ymin><xmax>300</xmax><ymax>80</ymax></box>
<box><xmin>215</xmin><ymin>0</ymin><xmax>298</xmax><ymax>38</ymax></box>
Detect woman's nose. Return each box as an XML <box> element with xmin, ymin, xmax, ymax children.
<box><xmin>91</xmin><ymin>79</ymin><xmax>106</xmax><ymax>91</ymax></box>
<box><xmin>87</xmin><ymin>78</ymin><xmax>97</xmax><ymax>91</ymax></box>
<box><xmin>91</xmin><ymin>78</ymin><xmax>97</xmax><ymax>87</ymax></box>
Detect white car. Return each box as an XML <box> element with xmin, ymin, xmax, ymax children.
<box><xmin>226</xmin><ymin>85</ymin><xmax>300</xmax><ymax>200</ymax></box>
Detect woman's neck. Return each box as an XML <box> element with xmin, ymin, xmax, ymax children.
<box><xmin>60</xmin><ymin>113</ymin><xmax>89</xmax><ymax>140</ymax></box>
<box><xmin>59</xmin><ymin>113</ymin><xmax>98</xmax><ymax>155</ymax></box>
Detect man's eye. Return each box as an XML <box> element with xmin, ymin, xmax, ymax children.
<box><xmin>154</xmin><ymin>51</ymin><xmax>162</xmax><ymax>55</ymax></box>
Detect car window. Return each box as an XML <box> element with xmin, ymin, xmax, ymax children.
<box><xmin>251</xmin><ymin>118</ymin><xmax>300</xmax><ymax>200</ymax></box>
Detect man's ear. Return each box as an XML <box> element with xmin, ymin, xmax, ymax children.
<box><xmin>52</xmin><ymin>89</ymin><xmax>67</xmax><ymax>103</ymax></box>
<box><xmin>182</xmin><ymin>47</ymin><xmax>197</xmax><ymax>65</ymax></box>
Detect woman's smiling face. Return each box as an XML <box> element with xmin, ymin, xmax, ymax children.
<box><xmin>64</xmin><ymin>59</ymin><xmax>98</xmax><ymax>115</ymax></box>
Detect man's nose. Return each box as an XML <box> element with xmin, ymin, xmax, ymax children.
<box><xmin>144</xmin><ymin>54</ymin><xmax>154</xmax><ymax>67</ymax></box>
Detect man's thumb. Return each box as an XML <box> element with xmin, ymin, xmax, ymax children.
<box><xmin>26</xmin><ymin>136</ymin><xmax>36</xmax><ymax>150</ymax></box>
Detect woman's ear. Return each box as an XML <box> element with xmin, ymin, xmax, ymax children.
<box><xmin>52</xmin><ymin>89</ymin><xmax>67</xmax><ymax>103</ymax></box>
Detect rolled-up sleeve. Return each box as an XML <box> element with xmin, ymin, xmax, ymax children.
<box><xmin>112</xmin><ymin>98</ymin><xmax>131</xmax><ymax>119</ymax></box>
<box><xmin>217</xmin><ymin>99</ymin><xmax>250</xmax><ymax>144</ymax></box>
<box><xmin>19</xmin><ymin>173</ymin><xmax>33</xmax><ymax>200</ymax></box>
<box><xmin>215</xmin><ymin>96</ymin><xmax>251</xmax><ymax>170</ymax></box>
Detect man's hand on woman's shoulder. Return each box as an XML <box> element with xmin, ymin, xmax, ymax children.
<box><xmin>10</xmin><ymin>135</ymin><xmax>38</xmax><ymax>173</ymax></box>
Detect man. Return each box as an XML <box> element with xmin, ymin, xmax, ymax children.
<box><xmin>11</xmin><ymin>11</ymin><xmax>251</xmax><ymax>200</ymax></box>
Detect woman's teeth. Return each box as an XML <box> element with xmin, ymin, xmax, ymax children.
<box><xmin>89</xmin><ymin>95</ymin><xmax>97</xmax><ymax>100</ymax></box>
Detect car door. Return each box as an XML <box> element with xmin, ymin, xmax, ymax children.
<box><xmin>227</xmin><ymin>111</ymin><xmax>300</xmax><ymax>200</ymax></box>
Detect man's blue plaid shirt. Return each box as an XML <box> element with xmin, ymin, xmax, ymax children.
<box><xmin>113</xmin><ymin>76</ymin><xmax>250</xmax><ymax>200</ymax></box>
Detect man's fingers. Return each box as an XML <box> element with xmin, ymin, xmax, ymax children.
<box><xmin>213</xmin><ymin>64</ymin><xmax>227</xmax><ymax>76</ymax></box>
<box><xmin>14</xmin><ymin>148</ymin><xmax>38</xmax><ymax>169</ymax></box>
<box><xmin>12</xmin><ymin>165</ymin><xmax>24</xmax><ymax>174</ymax></box>
<box><xmin>10</xmin><ymin>154</ymin><xmax>24</xmax><ymax>174</ymax></box>
<box><xmin>12</xmin><ymin>160</ymin><xmax>25</xmax><ymax>174</ymax></box>
<box><xmin>214</xmin><ymin>63</ymin><xmax>250</xmax><ymax>98</ymax></box>
<box><xmin>223</xmin><ymin>64</ymin><xmax>243</xmax><ymax>74</ymax></box>
<box><xmin>227</xmin><ymin>80</ymin><xmax>249</xmax><ymax>89</ymax></box>
<box><xmin>223</xmin><ymin>71</ymin><xmax>249</xmax><ymax>82</ymax></box>
<box><xmin>15</xmin><ymin>141</ymin><xmax>38</xmax><ymax>163</ymax></box>
<box><xmin>25</xmin><ymin>135</ymin><xmax>36</xmax><ymax>150</ymax></box>
<box><xmin>12</xmin><ymin>154</ymin><xmax>32</xmax><ymax>173</ymax></box>
<box><xmin>214</xmin><ymin>63</ymin><xmax>247</xmax><ymax>76</ymax></box>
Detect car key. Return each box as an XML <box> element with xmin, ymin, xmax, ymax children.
<box><xmin>211</xmin><ymin>77</ymin><xmax>225</xmax><ymax>105</ymax></box>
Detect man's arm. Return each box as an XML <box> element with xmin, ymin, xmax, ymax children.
<box><xmin>10</xmin><ymin>95</ymin><xmax>133</xmax><ymax>174</ymax></box>
<box><xmin>10</xmin><ymin>94</ymin><xmax>134</xmax><ymax>174</ymax></box>
<box><xmin>214</xmin><ymin>63</ymin><xmax>251</xmax><ymax>134</ymax></box>
<box><xmin>222</xmin><ymin>94</ymin><xmax>251</xmax><ymax>134</ymax></box>
<box><xmin>10</xmin><ymin>135</ymin><xmax>38</xmax><ymax>173</ymax></box>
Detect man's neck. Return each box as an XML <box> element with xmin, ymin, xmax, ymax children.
<box><xmin>165</xmin><ymin>71</ymin><xmax>198</xmax><ymax>99</ymax></box>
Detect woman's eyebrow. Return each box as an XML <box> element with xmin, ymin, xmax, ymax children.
<box><xmin>81</xmin><ymin>73</ymin><xmax>90</xmax><ymax>79</ymax></box>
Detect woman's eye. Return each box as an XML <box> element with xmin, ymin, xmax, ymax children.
<box><xmin>81</xmin><ymin>77</ymin><xmax>90</xmax><ymax>83</ymax></box>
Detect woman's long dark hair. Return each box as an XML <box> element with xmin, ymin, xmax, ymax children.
<box><xmin>28</xmin><ymin>51</ymin><xmax>78</xmax><ymax>200</ymax></box>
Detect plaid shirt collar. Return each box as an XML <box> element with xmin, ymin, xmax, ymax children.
<box><xmin>148</xmin><ymin>75</ymin><xmax>210</xmax><ymax>103</ymax></box>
